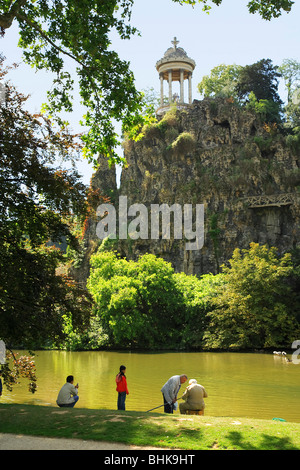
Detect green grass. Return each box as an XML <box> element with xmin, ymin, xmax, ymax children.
<box><xmin>0</xmin><ymin>404</ymin><xmax>299</xmax><ymax>450</ymax></box>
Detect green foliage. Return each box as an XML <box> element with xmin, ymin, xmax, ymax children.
<box><xmin>203</xmin><ymin>243</ymin><xmax>300</xmax><ymax>350</ymax></box>
<box><xmin>174</xmin><ymin>272</ymin><xmax>224</xmax><ymax>348</ymax></box>
<box><xmin>253</xmin><ymin>135</ymin><xmax>274</xmax><ymax>152</ymax></box>
<box><xmin>87</xmin><ymin>250</ymin><xmax>222</xmax><ymax>350</ymax></box>
<box><xmin>197</xmin><ymin>64</ymin><xmax>242</xmax><ymax>99</ymax></box>
<box><xmin>0</xmin><ymin>0</ymin><xmax>148</xmax><ymax>165</ymax></box>
<box><xmin>87</xmin><ymin>252</ymin><xmax>185</xmax><ymax>349</ymax></box>
<box><xmin>286</xmin><ymin>127</ymin><xmax>300</xmax><ymax>154</ymax></box>
<box><xmin>246</xmin><ymin>0</ymin><xmax>294</xmax><ymax>20</ymax></box>
<box><xmin>168</xmin><ymin>131</ymin><xmax>196</xmax><ymax>154</ymax></box>
<box><xmin>278</xmin><ymin>59</ymin><xmax>300</xmax><ymax>103</ymax></box>
<box><xmin>246</xmin><ymin>91</ymin><xmax>282</xmax><ymax>123</ymax></box>
<box><xmin>140</xmin><ymin>106</ymin><xmax>178</xmax><ymax>141</ymax></box>
<box><xmin>236</xmin><ymin>59</ymin><xmax>282</xmax><ymax>105</ymax></box>
<box><xmin>58</xmin><ymin>315</ymin><xmax>109</xmax><ymax>351</ymax></box>
<box><xmin>285</xmin><ymin>101</ymin><xmax>300</xmax><ymax>129</ymax></box>
<box><xmin>87</xmin><ymin>244</ymin><xmax>300</xmax><ymax>351</ymax></box>
<box><xmin>172</xmin><ymin>0</ymin><xmax>294</xmax><ymax>20</ymax></box>
<box><xmin>198</xmin><ymin>59</ymin><xmax>283</xmax><ymax>123</ymax></box>
<box><xmin>0</xmin><ymin>61</ymin><xmax>92</xmax><ymax>349</ymax></box>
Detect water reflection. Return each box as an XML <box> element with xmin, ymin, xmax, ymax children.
<box><xmin>1</xmin><ymin>351</ymin><xmax>300</xmax><ymax>423</ymax></box>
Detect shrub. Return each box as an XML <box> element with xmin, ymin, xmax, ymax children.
<box><xmin>169</xmin><ymin>132</ymin><xmax>196</xmax><ymax>155</ymax></box>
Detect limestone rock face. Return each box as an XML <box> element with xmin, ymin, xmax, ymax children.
<box><xmin>69</xmin><ymin>155</ymin><xmax>117</xmax><ymax>284</ymax></box>
<box><xmin>78</xmin><ymin>98</ymin><xmax>300</xmax><ymax>279</ymax></box>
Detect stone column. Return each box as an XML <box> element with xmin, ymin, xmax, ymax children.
<box><xmin>188</xmin><ymin>73</ymin><xmax>192</xmax><ymax>104</ymax></box>
<box><xmin>180</xmin><ymin>69</ymin><xmax>184</xmax><ymax>103</ymax></box>
<box><xmin>168</xmin><ymin>70</ymin><xmax>173</xmax><ymax>103</ymax></box>
<box><xmin>160</xmin><ymin>73</ymin><xmax>164</xmax><ymax>106</ymax></box>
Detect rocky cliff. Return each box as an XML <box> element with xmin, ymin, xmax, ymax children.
<box><xmin>74</xmin><ymin>97</ymin><xmax>300</xmax><ymax>282</ymax></box>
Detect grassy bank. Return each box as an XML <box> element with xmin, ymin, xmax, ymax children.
<box><xmin>0</xmin><ymin>404</ymin><xmax>299</xmax><ymax>450</ymax></box>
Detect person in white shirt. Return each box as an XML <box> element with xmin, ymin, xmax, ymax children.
<box><xmin>56</xmin><ymin>375</ymin><xmax>79</xmax><ymax>408</ymax></box>
<box><xmin>161</xmin><ymin>374</ymin><xmax>188</xmax><ymax>413</ymax></box>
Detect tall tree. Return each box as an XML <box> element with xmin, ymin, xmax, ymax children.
<box><xmin>278</xmin><ymin>59</ymin><xmax>300</xmax><ymax>103</ymax></box>
<box><xmin>0</xmin><ymin>60</ymin><xmax>92</xmax><ymax>351</ymax></box>
<box><xmin>235</xmin><ymin>58</ymin><xmax>282</xmax><ymax>104</ymax></box>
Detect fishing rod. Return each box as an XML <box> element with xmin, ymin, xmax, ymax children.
<box><xmin>146</xmin><ymin>396</ymin><xmax>183</xmax><ymax>413</ymax></box>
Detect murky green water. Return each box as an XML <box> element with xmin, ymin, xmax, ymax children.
<box><xmin>2</xmin><ymin>351</ymin><xmax>300</xmax><ymax>422</ymax></box>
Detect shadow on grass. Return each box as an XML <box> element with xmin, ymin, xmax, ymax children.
<box><xmin>84</xmin><ymin>412</ymin><xmax>205</xmax><ymax>449</ymax></box>
<box><xmin>225</xmin><ymin>431</ymin><xmax>298</xmax><ymax>450</ymax></box>
<box><xmin>1</xmin><ymin>406</ymin><xmax>299</xmax><ymax>450</ymax></box>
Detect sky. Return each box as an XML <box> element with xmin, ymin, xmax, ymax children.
<box><xmin>1</xmin><ymin>0</ymin><xmax>300</xmax><ymax>185</ymax></box>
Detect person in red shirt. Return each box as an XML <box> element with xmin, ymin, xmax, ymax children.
<box><xmin>116</xmin><ymin>365</ymin><xmax>129</xmax><ymax>410</ymax></box>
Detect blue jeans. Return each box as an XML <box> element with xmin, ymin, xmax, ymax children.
<box><xmin>117</xmin><ymin>392</ymin><xmax>126</xmax><ymax>410</ymax></box>
<box><xmin>58</xmin><ymin>395</ymin><xmax>79</xmax><ymax>408</ymax></box>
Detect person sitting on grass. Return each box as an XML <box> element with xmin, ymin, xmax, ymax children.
<box><xmin>179</xmin><ymin>379</ymin><xmax>207</xmax><ymax>414</ymax></box>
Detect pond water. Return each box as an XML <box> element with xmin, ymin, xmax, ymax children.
<box><xmin>2</xmin><ymin>350</ymin><xmax>300</xmax><ymax>422</ymax></box>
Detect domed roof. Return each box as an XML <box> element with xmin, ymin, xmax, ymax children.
<box><xmin>156</xmin><ymin>37</ymin><xmax>196</xmax><ymax>72</ymax></box>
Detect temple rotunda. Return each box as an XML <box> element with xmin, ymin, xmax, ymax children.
<box><xmin>155</xmin><ymin>37</ymin><xmax>196</xmax><ymax>115</ymax></box>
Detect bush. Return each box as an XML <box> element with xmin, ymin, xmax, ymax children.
<box><xmin>203</xmin><ymin>243</ymin><xmax>300</xmax><ymax>350</ymax></box>
<box><xmin>169</xmin><ymin>132</ymin><xmax>196</xmax><ymax>155</ymax></box>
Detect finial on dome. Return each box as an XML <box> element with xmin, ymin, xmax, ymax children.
<box><xmin>171</xmin><ymin>37</ymin><xmax>179</xmax><ymax>49</ymax></box>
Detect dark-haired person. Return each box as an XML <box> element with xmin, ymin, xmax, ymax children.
<box><xmin>116</xmin><ymin>365</ymin><xmax>129</xmax><ymax>410</ymax></box>
<box><xmin>56</xmin><ymin>375</ymin><xmax>79</xmax><ymax>408</ymax></box>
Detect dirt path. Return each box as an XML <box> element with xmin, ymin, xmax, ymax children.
<box><xmin>0</xmin><ymin>433</ymin><xmax>164</xmax><ymax>450</ymax></box>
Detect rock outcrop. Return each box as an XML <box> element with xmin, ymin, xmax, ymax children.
<box><xmin>75</xmin><ymin>97</ymin><xmax>300</xmax><ymax>281</ymax></box>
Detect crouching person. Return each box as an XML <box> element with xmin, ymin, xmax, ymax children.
<box><xmin>56</xmin><ymin>375</ymin><xmax>79</xmax><ymax>408</ymax></box>
<box><xmin>179</xmin><ymin>379</ymin><xmax>207</xmax><ymax>414</ymax></box>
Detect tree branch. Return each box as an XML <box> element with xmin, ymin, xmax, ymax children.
<box><xmin>0</xmin><ymin>0</ymin><xmax>28</xmax><ymax>30</ymax></box>
<box><xmin>16</xmin><ymin>12</ymin><xmax>87</xmax><ymax>70</ymax></box>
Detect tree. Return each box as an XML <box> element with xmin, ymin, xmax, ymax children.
<box><xmin>235</xmin><ymin>58</ymin><xmax>283</xmax><ymax>122</ymax></box>
<box><xmin>87</xmin><ymin>249</ymin><xmax>226</xmax><ymax>350</ymax></box>
<box><xmin>87</xmin><ymin>251</ymin><xmax>185</xmax><ymax>349</ymax></box>
<box><xmin>172</xmin><ymin>1</ymin><xmax>294</xmax><ymax>20</ymax></box>
<box><xmin>235</xmin><ymin>58</ymin><xmax>282</xmax><ymax>104</ymax></box>
<box><xmin>174</xmin><ymin>271</ymin><xmax>223</xmax><ymax>349</ymax></box>
<box><xmin>0</xmin><ymin>60</ymin><xmax>92</xmax><ymax>352</ymax></box>
<box><xmin>0</xmin><ymin>0</ymin><xmax>146</xmax><ymax>165</ymax></box>
<box><xmin>197</xmin><ymin>64</ymin><xmax>242</xmax><ymax>99</ymax></box>
<box><xmin>246</xmin><ymin>91</ymin><xmax>283</xmax><ymax>123</ymax></box>
<box><xmin>278</xmin><ymin>59</ymin><xmax>300</xmax><ymax>137</ymax></box>
<box><xmin>278</xmin><ymin>59</ymin><xmax>300</xmax><ymax>103</ymax></box>
<box><xmin>0</xmin><ymin>1</ymin><xmax>294</xmax><ymax>165</ymax></box>
<box><xmin>197</xmin><ymin>59</ymin><xmax>284</xmax><ymax>122</ymax></box>
<box><xmin>203</xmin><ymin>243</ymin><xmax>300</xmax><ymax>350</ymax></box>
